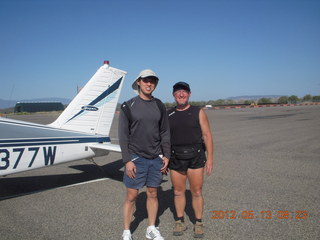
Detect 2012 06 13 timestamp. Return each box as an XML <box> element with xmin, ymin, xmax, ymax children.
<box><xmin>212</xmin><ymin>210</ymin><xmax>308</xmax><ymax>220</ymax></box>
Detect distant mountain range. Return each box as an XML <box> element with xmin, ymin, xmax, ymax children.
<box><xmin>0</xmin><ymin>95</ymin><xmax>282</xmax><ymax>110</ymax></box>
<box><xmin>0</xmin><ymin>98</ymin><xmax>71</xmax><ymax>109</ymax></box>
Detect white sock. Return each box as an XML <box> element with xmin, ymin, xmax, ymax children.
<box><xmin>147</xmin><ymin>225</ymin><xmax>156</xmax><ymax>230</ymax></box>
<box><xmin>123</xmin><ymin>230</ymin><xmax>131</xmax><ymax>235</ymax></box>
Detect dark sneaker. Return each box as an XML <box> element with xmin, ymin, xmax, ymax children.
<box><xmin>194</xmin><ymin>221</ymin><xmax>204</xmax><ymax>238</ymax></box>
<box><xmin>173</xmin><ymin>220</ymin><xmax>187</xmax><ymax>236</ymax></box>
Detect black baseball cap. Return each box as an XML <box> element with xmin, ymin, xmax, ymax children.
<box><xmin>173</xmin><ymin>81</ymin><xmax>191</xmax><ymax>93</ymax></box>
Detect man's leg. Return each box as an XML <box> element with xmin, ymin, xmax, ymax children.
<box><xmin>123</xmin><ymin>188</ymin><xmax>139</xmax><ymax>230</ymax></box>
<box><xmin>170</xmin><ymin>170</ymin><xmax>187</xmax><ymax>218</ymax></box>
<box><xmin>170</xmin><ymin>170</ymin><xmax>188</xmax><ymax>236</ymax></box>
<box><xmin>188</xmin><ymin>167</ymin><xmax>205</xmax><ymax>238</ymax></box>
<box><xmin>145</xmin><ymin>186</ymin><xmax>165</xmax><ymax>240</ymax></box>
<box><xmin>146</xmin><ymin>187</ymin><xmax>158</xmax><ymax>226</ymax></box>
<box><xmin>187</xmin><ymin>168</ymin><xmax>204</xmax><ymax>220</ymax></box>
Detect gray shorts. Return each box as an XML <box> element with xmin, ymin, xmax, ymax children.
<box><xmin>123</xmin><ymin>154</ymin><xmax>163</xmax><ymax>189</ymax></box>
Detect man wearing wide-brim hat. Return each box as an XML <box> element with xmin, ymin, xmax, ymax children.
<box><xmin>119</xmin><ymin>69</ymin><xmax>171</xmax><ymax>240</ymax></box>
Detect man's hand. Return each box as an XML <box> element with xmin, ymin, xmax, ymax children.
<box><xmin>160</xmin><ymin>156</ymin><xmax>169</xmax><ymax>175</ymax></box>
<box><xmin>205</xmin><ymin>159</ymin><xmax>213</xmax><ymax>176</ymax></box>
<box><xmin>125</xmin><ymin>161</ymin><xmax>136</xmax><ymax>178</ymax></box>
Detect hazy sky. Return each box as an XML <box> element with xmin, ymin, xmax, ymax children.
<box><xmin>0</xmin><ymin>0</ymin><xmax>319</xmax><ymax>103</ymax></box>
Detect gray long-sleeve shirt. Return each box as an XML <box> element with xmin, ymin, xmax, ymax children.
<box><xmin>118</xmin><ymin>96</ymin><xmax>171</xmax><ymax>164</ymax></box>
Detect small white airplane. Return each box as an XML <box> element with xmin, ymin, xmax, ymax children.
<box><xmin>0</xmin><ymin>61</ymin><xmax>127</xmax><ymax>176</ymax></box>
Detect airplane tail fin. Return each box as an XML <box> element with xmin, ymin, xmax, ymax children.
<box><xmin>50</xmin><ymin>61</ymin><xmax>126</xmax><ymax>136</ymax></box>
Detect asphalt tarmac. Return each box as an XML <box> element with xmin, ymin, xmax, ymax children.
<box><xmin>1</xmin><ymin>105</ymin><xmax>319</xmax><ymax>240</ymax></box>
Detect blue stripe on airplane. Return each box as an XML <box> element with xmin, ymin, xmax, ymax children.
<box><xmin>66</xmin><ymin>77</ymin><xmax>123</xmax><ymax>123</ymax></box>
<box><xmin>0</xmin><ymin>137</ymin><xmax>110</xmax><ymax>148</ymax></box>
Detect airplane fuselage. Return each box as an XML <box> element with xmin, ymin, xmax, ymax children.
<box><xmin>0</xmin><ymin>118</ymin><xmax>109</xmax><ymax>176</ymax></box>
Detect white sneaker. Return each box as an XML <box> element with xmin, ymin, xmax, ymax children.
<box><xmin>122</xmin><ymin>230</ymin><xmax>133</xmax><ymax>240</ymax></box>
<box><xmin>146</xmin><ymin>226</ymin><xmax>164</xmax><ymax>240</ymax></box>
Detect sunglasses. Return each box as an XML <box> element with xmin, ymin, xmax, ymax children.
<box><xmin>140</xmin><ymin>77</ymin><xmax>158</xmax><ymax>84</ymax></box>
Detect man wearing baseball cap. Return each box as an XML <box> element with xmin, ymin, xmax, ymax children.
<box><xmin>167</xmin><ymin>81</ymin><xmax>214</xmax><ymax>238</ymax></box>
<box><xmin>119</xmin><ymin>69</ymin><xmax>171</xmax><ymax>240</ymax></box>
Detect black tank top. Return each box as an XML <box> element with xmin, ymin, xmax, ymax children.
<box><xmin>167</xmin><ymin>105</ymin><xmax>202</xmax><ymax>146</ymax></box>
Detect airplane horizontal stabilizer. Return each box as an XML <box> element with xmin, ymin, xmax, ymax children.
<box><xmin>90</xmin><ymin>143</ymin><xmax>121</xmax><ymax>156</ymax></box>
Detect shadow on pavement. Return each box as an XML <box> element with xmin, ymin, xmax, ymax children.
<box><xmin>130</xmin><ymin>186</ymin><xmax>196</xmax><ymax>234</ymax></box>
<box><xmin>0</xmin><ymin>159</ymin><xmax>124</xmax><ymax>200</ymax></box>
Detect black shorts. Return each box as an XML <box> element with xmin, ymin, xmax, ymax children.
<box><xmin>169</xmin><ymin>150</ymin><xmax>206</xmax><ymax>172</ymax></box>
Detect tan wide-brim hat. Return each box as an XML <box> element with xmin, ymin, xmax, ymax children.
<box><xmin>132</xmin><ymin>69</ymin><xmax>159</xmax><ymax>94</ymax></box>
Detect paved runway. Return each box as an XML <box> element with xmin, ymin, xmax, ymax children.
<box><xmin>1</xmin><ymin>105</ymin><xmax>319</xmax><ymax>240</ymax></box>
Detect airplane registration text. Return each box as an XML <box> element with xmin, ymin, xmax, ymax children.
<box><xmin>0</xmin><ymin>146</ymin><xmax>57</xmax><ymax>170</ymax></box>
